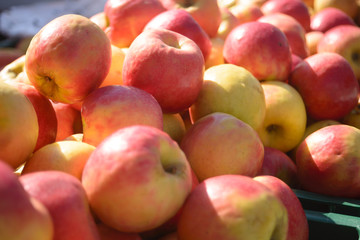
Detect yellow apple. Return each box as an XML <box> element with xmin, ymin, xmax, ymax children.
<box><xmin>190</xmin><ymin>63</ymin><xmax>266</xmax><ymax>131</ymax></box>
<box><xmin>305</xmin><ymin>31</ymin><xmax>324</xmax><ymax>56</ymax></box>
<box><xmin>100</xmin><ymin>45</ymin><xmax>127</xmax><ymax>88</ymax></box>
<box><xmin>256</xmin><ymin>81</ymin><xmax>307</xmax><ymax>153</ymax></box>
<box><xmin>163</xmin><ymin>113</ymin><xmax>187</xmax><ymax>144</ymax></box>
<box><xmin>22</xmin><ymin>141</ymin><xmax>95</xmax><ymax>180</ymax></box>
<box><xmin>0</xmin><ymin>81</ymin><xmax>38</xmax><ymax>169</ymax></box>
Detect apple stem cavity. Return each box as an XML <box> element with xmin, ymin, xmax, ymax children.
<box><xmin>352</xmin><ymin>52</ymin><xmax>360</xmax><ymax>63</ymax></box>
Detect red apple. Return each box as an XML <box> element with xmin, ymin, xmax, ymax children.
<box><xmin>296</xmin><ymin>124</ymin><xmax>360</xmax><ymax>198</ymax></box>
<box><xmin>144</xmin><ymin>9</ymin><xmax>212</xmax><ymax>61</ymax></box>
<box><xmin>180</xmin><ymin>112</ymin><xmax>264</xmax><ymax>182</ymax></box>
<box><xmin>257</xmin><ymin>146</ymin><xmax>298</xmax><ymax>188</ymax></box>
<box><xmin>90</xmin><ymin>12</ymin><xmax>109</xmax><ymax>31</ymax></box>
<box><xmin>81</xmin><ymin>85</ymin><xmax>163</xmax><ymax>147</ymax></box>
<box><xmin>291</xmin><ymin>54</ymin><xmax>304</xmax><ymax>71</ymax></box>
<box><xmin>254</xmin><ymin>175</ymin><xmax>309</xmax><ymax>240</ymax></box>
<box><xmin>258</xmin><ymin>12</ymin><xmax>309</xmax><ymax>59</ymax></box>
<box><xmin>82</xmin><ymin>125</ymin><xmax>192</xmax><ymax>233</ymax></box>
<box><xmin>20</xmin><ymin>171</ymin><xmax>101</xmax><ymax>240</ymax></box>
<box><xmin>317</xmin><ymin>25</ymin><xmax>360</xmax><ymax>80</ymax></box>
<box><xmin>5</xmin><ymin>81</ymin><xmax>57</xmax><ymax>152</ymax></box>
<box><xmin>51</xmin><ymin>102</ymin><xmax>83</xmax><ymax>141</ymax></box>
<box><xmin>216</xmin><ymin>7</ymin><xmax>241</xmax><ymax>40</ymax></box>
<box><xmin>177</xmin><ymin>174</ymin><xmax>288</xmax><ymax>240</ymax></box>
<box><xmin>25</xmin><ymin>14</ymin><xmax>111</xmax><ymax>104</ymax></box>
<box><xmin>313</xmin><ymin>0</ymin><xmax>358</xmax><ymax>19</ymax></box>
<box><xmin>229</xmin><ymin>3</ymin><xmax>264</xmax><ymax>24</ymax></box>
<box><xmin>104</xmin><ymin>0</ymin><xmax>165</xmax><ymax>48</ymax></box>
<box><xmin>223</xmin><ymin>21</ymin><xmax>292</xmax><ymax>81</ymax></box>
<box><xmin>122</xmin><ymin>28</ymin><xmax>204</xmax><ymax>113</ymax></box>
<box><xmin>289</xmin><ymin>52</ymin><xmax>359</xmax><ymax>120</ymax></box>
<box><xmin>159</xmin><ymin>0</ymin><xmax>222</xmax><ymax>38</ymax></box>
<box><xmin>310</xmin><ymin>7</ymin><xmax>356</xmax><ymax>33</ymax></box>
<box><xmin>261</xmin><ymin>0</ymin><xmax>311</xmax><ymax>32</ymax></box>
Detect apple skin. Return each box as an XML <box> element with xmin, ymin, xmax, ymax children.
<box><xmin>0</xmin><ymin>48</ymin><xmax>24</xmax><ymax>71</ymax></box>
<box><xmin>229</xmin><ymin>3</ymin><xmax>264</xmax><ymax>24</ymax></box>
<box><xmin>189</xmin><ymin>63</ymin><xmax>266</xmax><ymax>131</ymax></box>
<box><xmin>81</xmin><ymin>85</ymin><xmax>163</xmax><ymax>147</ymax></box>
<box><xmin>296</xmin><ymin>124</ymin><xmax>360</xmax><ymax>198</ymax></box>
<box><xmin>177</xmin><ymin>174</ymin><xmax>288</xmax><ymax>240</ymax></box>
<box><xmin>310</xmin><ymin>7</ymin><xmax>355</xmax><ymax>33</ymax></box>
<box><xmin>104</xmin><ymin>0</ymin><xmax>165</xmax><ymax>48</ymax></box>
<box><xmin>22</xmin><ymin>141</ymin><xmax>96</xmax><ymax>180</ymax></box>
<box><xmin>305</xmin><ymin>31</ymin><xmax>324</xmax><ymax>56</ymax></box>
<box><xmin>51</xmin><ymin>102</ymin><xmax>83</xmax><ymax>141</ymax></box>
<box><xmin>257</xmin><ymin>13</ymin><xmax>309</xmax><ymax>59</ymax></box>
<box><xmin>256</xmin><ymin>81</ymin><xmax>307</xmax><ymax>153</ymax></box>
<box><xmin>314</xmin><ymin>0</ymin><xmax>358</xmax><ymax>19</ymax></box>
<box><xmin>180</xmin><ymin>112</ymin><xmax>264</xmax><ymax>182</ymax></box>
<box><xmin>81</xmin><ymin>125</ymin><xmax>192</xmax><ymax>233</ymax></box>
<box><xmin>144</xmin><ymin>9</ymin><xmax>212</xmax><ymax>61</ymax></box>
<box><xmin>257</xmin><ymin>147</ymin><xmax>298</xmax><ymax>188</ymax></box>
<box><xmin>205</xmin><ymin>37</ymin><xmax>224</xmax><ymax>69</ymax></box>
<box><xmin>5</xmin><ymin>81</ymin><xmax>58</xmax><ymax>152</ymax></box>
<box><xmin>159</xmin><ymin>0</ymin><xmax>222</xmax><ymax>38</ymax></box>
<box><xmin>0</xmin><ymin>55</ymin><xmax>25</xmax><ymax>81</ymax></box>
<box><xmin>96</xmin><ymin>222</ymin><xmax>142</xmax><ymax>240</ymax></box>
<box><xmin>0</xmin><ymin>161</ymin><xmax>54</xmax><ymax>240</ymax></box>
<box><xmin>223</xmin><ymin>21</ymin><xmax>292</xmax><ymax>81</ymax></box>
<box><xmin>291</xmin><ymin>54</ymin><xmax>304</xmax><ymax>71</ymax></box>
<box><xmin>122</xmin><ymin>28</ymin><xmax>205</xmax><ymax>113</ymax></box>
<box><xmin>317</xmin><ymin>25</ymin><xmax>360</xmax><ymax>81</ymax></box>
<box><xmin>20</xmin><ymin>171</ymin><xmax>101</xmax><ymax>240</ymax></box>
<box><xmin>163</xmin><ymin>113</ymin><xmax>187</xmax><ymax>144</ymax></box>
<box><xmin>260</xmin><ymin>0</ymin><xmax>311</xmax><ymax>32</ymax></box>
<box><xmin>25</xmin><ymin>14</ymin><xmax>112</xmax><ymax>104</ymax></box>
<box><xmin>289</xmin><ymin>52</ymin><xmax>359</xmax><ymax>121</ymax></box>
<box><xmin>90</xmin><ymin>12</ymin><xmax>109</xmax><ymax>31</ymax></box>
<box><xmin>0</xmin><ymin>81</ymin><xmax>38</xmax><ymax>169</ymax></box>
<box><xmin>254</xmin><ymin>175</ymin><xmax>309</xmax><ymax>240</ymax></box>
<box><xmin>216</xmin><ymin>7</ymin><xmax>241</xmax><ymax>40</ymax></box>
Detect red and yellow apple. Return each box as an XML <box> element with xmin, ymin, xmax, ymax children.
<box><xmin>310</xmin><ymin>7</ymin><xmax>355</xmax><ymax>33</ymax></box>
<box><xmin>25</xmin><ymin>14</ymin><xmax>112</xmax><ymax>104</ymax></box>
<box><xmin>82</xmin><ymin>125</ymin><xmax>192</xmax><ymax>233</ymax></box>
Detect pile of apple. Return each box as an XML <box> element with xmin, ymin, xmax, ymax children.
<box><xmin>1</xmin><ymin>0</ymin><xmax>360</xmax><ymax>239</ymax></box>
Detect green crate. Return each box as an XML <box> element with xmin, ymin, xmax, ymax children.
<box><xmin>293</xmin><ymin>189</ymin><xmax>360</xmax><ymax>240</ymax></box>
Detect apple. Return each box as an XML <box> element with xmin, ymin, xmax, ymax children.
<box><xmin>254</xmin><ymin>175</ymin><xmax>309</xmax><ymax>240</ymax></box>
<box><xmin>104</xmin><ymin>0</ymin><xmax>165</xmax><ymax>48</ymax></box>
<box><xmin>64</xmin><ymin>133</ymin><xmax>84</xmax><ymax>142</ymax></box>
<box><xmin>204</xmin><ymin>37</ymin><xmax>225</xmax><ymax>69</ymax></box>
<box><xmin>289</xmin><ymin>52</ymin><xmax>359</xmax><ymax>120</ymax></box>
<box><xmin>291</xmin><ymin>54</ymin><xmax>304</xmax><ymax>71</ymax></box>
<box><xmin>223</xmin><ymin>21</ymin><xmax>292</xmax><ymax>81</ymax></box>
<box><xmin>0</xmin><ymin>81</ymin><xmax>38</xmax><ymax>169</ymax></box>
<box><xmin>25</xmin><ymin>14</ymin><xmax>112</xmax><ymax>104</ymax></box>
<box><xmin>310</xmin><ymin>7</ymin><xmax>356</xmax><ymax>33</ymax></box>
<box><xmin>180</xmin><ymin>112</ymin><xmax>264</xmax><ymax>182</ymax></box>
<box><xmin>122</xmin><ymin>28</ymin><xmax>205</xmax><ymax>113</ymax></box>
<box><xmin>257</xmin><ymin>146</ymin><xmax>298</xmax><ymax>188</ymax></box>
<box><xmin>22</xmin><ymin>140</ymin><xmax>95</xmax><ymax>180</ymax></box>
<box><xmin>5</xmin><ymin>81</ymin><xmax>58</xmax><ymax>151</ymax></box>
<box><xmin>163</xmin><ymin>113</ymin><xmax>187</xmax><ymax>144</ymax></box>
<box><xmin>158</xmin><ymin>232</ymin><xmax>178</xmax><ymax>240</ymax></box>
<box><xmin>20</xmin><ymin>171</ymin><xmax>101</xmax><ymax>240</ymax></box>
<box><xmin>260</xmin><ymin>0</ymin><xmax>311</xmax><ymax>32</ymax></box>
<box><xmin>81</xmin><ymin>125</ymin><xmax>192</xmax><ymax>233</ymax></box>
<box><xmin>258</xmin><ymin>12</ymin><xmax>309</xmax><ymax>59</ymax></box>
<box><xmin>177</xmin><ymin>174</ymin><xmax>288</xmax><ymax>240</ymax></box>
<box><xmin>99</xmin><ymin>45</ymin><xmax>127</xmax><ymax>88</ymax></box>
<box><xmin>256</xmin><ymin>81</ymin><xmax>307</xmax><ymax>153</ymax></box>
<box><xmin>51</xmin><ymin>102</ymin><xmax>83</xmax><ymax>141</ymax></box>
<box><xmin>296</xmin><ymin>124</ymin><xmax>360</xmax><ymax>198</ymax></box>
<box><xmin>189</xmin><ymin>63</ymin><xmax>266</xmax><ymax>130</ymax></box>
<box><xmin>90</xmin><ymin>12</ymin><xmax>109</xmax><ymax>31</ymax></box>
<box><xmin>0</xmin><ymin>161</ymin><xmax>53</xmax><ymax>240</ymax></box>
<box><xmin>81</xmin><ymin>85</ymin><xmax>163</xmax><ymax>147</ymax></box>
<box><xmin>317</xmin><ymin>25</ymin><xmax>360</xmax><ymax>80</ymax></box>
<box><xmin>216</xmin><ymin>7</ymin><xmax>241</xmax><ymax>40</ymax></box>
<box><xmin>159</xmin><ymin>0</ymin><xmax>222</xmax><ymax>38</ymax></box>
<box><xmin>343</xmin><ymin>98</ymin><xmax>360</xmax><ymax>129</ymax></box>
<box><xmin>0</xmin><ymin>55</ymin><xmax>25</xmax><ymax>81</ymax></box>
<box><xmin>144</xmin><ymin>9</ymin><xmax>212</xmax><ymax>61</ymax></box>
<box><xmin>314</xmin><ymin>0</ymin><xmax>358</xmax><ymax>19</ymax></box>
<box><xmin>0</xmin><ymin>48</ymin><xmax>24</xmax><ymax>71</ymax></box>
<box><xmin>305</xmin><ymin>31</ymin><xmax>324</xmax><ymax>56</ymax></box>
<box><xmin>229</xmin><ymin>3</ymin><xmax>263</xmax><ymax>24</ymax></box>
